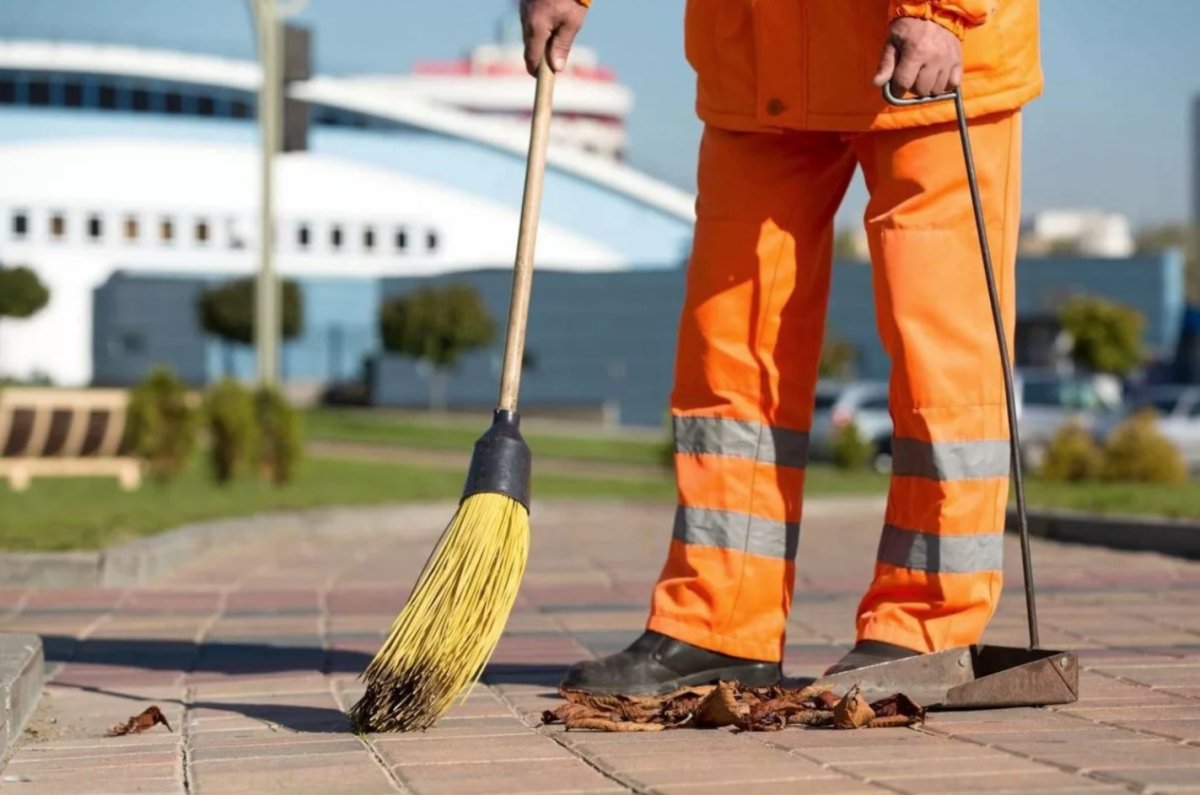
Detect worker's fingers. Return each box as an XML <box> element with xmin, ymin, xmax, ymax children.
<box><xmin>872</xmin><ymin>42</ymin><xmax>897</xmax><ymax>87</ymax></box>
<box><xmin>949</xmin><ymin>63</ymin><xmax>964</xmax><ymax>91</ymax></box>
<box><xmin>547</xmin><ymin>20</ymin><xmax>580</xmax><ymax>72</ymax></box>
<box><xmin>522</xmin><ymin>13</ymin><xmax>552</xmax><ymax>76</ymax></box>
<box><xmin>889</xmin><ymin>48</ymin><xmax>922</xmax><ymax>96</ymax></box>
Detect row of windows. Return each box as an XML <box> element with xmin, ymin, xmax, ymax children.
<box><xmin>5</xmin><ymin>209</ymin><xmax>439</xmax><ymax>254</ymax></box>
<box><xmin>0</xmin><ymin>70</ymin><xmax>399</xmax><ymax>130</ymax></box>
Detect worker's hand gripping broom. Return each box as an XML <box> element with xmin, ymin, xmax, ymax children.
<box><xmin>349</xmin><ymin>58</ymin><xmax>557</xmax><ymax>733</ymax></box>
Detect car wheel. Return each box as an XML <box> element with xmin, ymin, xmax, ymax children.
<box><xmin>872</xmin><ymin>444</ymin><xmax>893</xmax><ymax>475</ymax></box>
<box><xmin>1022</xmin><ymin>442</ymin><xmax>1047</xmax><ymax>473</ymax></box>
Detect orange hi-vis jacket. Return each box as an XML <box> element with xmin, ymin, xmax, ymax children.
<box><xmin>682</xmin><ymin>0</ymin><xmax>1043</xmax><ymax>132</ymax></box>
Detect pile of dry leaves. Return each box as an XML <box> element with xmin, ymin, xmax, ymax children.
<box><xmin>541</xmin><ymin>683</ymin><xmax>924</xmax><ymax>733</ymax></box>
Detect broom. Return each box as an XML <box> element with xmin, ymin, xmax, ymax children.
<box><xmin>349</xmin><ymin>58</ymin><xmax>557</xmax><ymax>733</ymax></box>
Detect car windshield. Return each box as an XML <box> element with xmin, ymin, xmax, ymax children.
<box><xmin>1022</xmin><ymin>378</ymin><xmax>1102</xmax><ymax>409</ymax></box>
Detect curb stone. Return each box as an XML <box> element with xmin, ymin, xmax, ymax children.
<box><xmin>1009</xmin><ymin>507</ymin><xmax>1200</xmax><ymax>560</ymax></box>
<box><xmin>0</xmin><ymin>634</ymin><xmax>42</xmax><ymax>761</ymax></box>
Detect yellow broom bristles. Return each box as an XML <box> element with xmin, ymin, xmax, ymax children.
<box><xmin>349</xmin><ymin>492</ymin><xmax>530</xmax><ymax>732</ymax></box>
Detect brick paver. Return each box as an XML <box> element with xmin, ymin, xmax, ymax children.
<box><xmin>3</xmin><ymin>497</ymin><xmax>1200</xmax><ymax>794</ymax></box>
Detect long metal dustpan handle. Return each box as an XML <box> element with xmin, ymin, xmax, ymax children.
<box><xmin>497</xmin><ymin>58</ymin><xmax>556</xmax><ymax>413</ymax></box>
<box><xmin>883</xmin><ymin>83</ymin><xmax>1040</xmax><ymax>650</ymax></box>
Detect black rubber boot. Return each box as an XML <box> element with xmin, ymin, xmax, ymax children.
<box><xmin>560</xmin><ymin>631</ymin><xmax>781</xmax><ymax>696</ymax></box>
<box><xmin>823</xmin><ymin>640</ymin><xmax>921</xmax><ymax>676</ymax></box>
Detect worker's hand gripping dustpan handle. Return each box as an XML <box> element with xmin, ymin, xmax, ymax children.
<box><xmin>497</xmin><ymin>58</ymin><xmax>556</xmax><ymax>413</ymax></box>
<box><xmin>883</xmin><ymin>84</ymin><xmax>1041</xmax><ymax>650</ymax></box>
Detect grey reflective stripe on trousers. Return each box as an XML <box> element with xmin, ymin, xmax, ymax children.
<box><xmin>877</xmin><ymin>524</ymin><xmax>1004</xmax><ymax>574</ymax></box>
<box><xmin>674</xmin><ymin>416</ymin><xmax>809</xmax><ymax>469</ymax></box>
<box><xmin>891</xmin><ymin>438</ymin><xmax>1010</xmax><ymax>481</ymax></box>
<box><xmin>673</xmin><ymin>506</ymin><xmax>800</xmax><ymax>561</ymax></box>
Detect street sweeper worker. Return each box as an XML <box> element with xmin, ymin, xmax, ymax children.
<box><xmin>521</xmin><ymin>0</ymin><xmax>1042</xmax><ymax>693</ymax></box>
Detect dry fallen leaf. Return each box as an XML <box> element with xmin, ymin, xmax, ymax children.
<box><xmin>106</xmin><ymin>706</ymin><xmax>172</xmax><ymax>737</ymax></box>
<box><xmin>544</xmin><ymin>683</ymin><xmax>924</xmax><ymax>733</ymax></box>
<box><xmin>833</xmin><ymin>686</ymin><xmax>876</xmax><ymax>730</ymax></box>
<box><xmin>694</xmin><ymin>682</ymin><xmax>748</xmax><ymax>729</ymax></box>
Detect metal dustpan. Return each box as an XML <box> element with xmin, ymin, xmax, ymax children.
<box><xmin>819</xmin><ymin>86</ymin><xmax>1081</xmax><ymax>711</ymax></box>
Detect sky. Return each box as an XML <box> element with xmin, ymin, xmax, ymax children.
<box><xmin>1</xmin><ymin>0</ymin><xmax>1197</xmax><ymax>229</ymax></box>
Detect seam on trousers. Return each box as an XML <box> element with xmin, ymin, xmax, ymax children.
<box><xmin>717</xmin><ymin>191</ymin><xmax>811</xmax><ymax>640</ymax></box>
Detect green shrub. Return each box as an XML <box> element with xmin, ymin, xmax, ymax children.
<box><xmin>832</xmin><ymin>423</ymin><xmax>872</xmax><ymax>471</ymax></box>
<box><xmin>1101</xmin><ymin>410</ymin><xmax>1187</xmax><ymax>484</ymax></box>
<box><xmin>255</xmin><ymin>386</ymin><xmax>302</xmax><ymax>486</ymax></box>
<box><xmin>1040</xmin><ymin>422</ymin><xmax>1104</xmax><ymax>482</ymax></box>
<box><xmin>204</xmin><ymin>379</ymin><xmax>259</xmax><ymax>484</ymax></box>
<box><xmin>125</xmin><ymin>367</ymin><xmax>197</xmax><ymax>484</ymax></box>
<box><xmin>1059</xmin><ymin>296</ymin><xmax>1144</xmax><ymax>376</ymax></box>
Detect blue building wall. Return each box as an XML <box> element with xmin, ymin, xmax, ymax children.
<box><xmin>94</xmin><ymin>252</ymin><xmax>1189</xmax><ymax>427</ymax></box>
<box><xmin>371</xmin><ymin>253</ymin><xmax>1188</xmax><ymax>427</ymax></box>
<box><xmin>94</xmin><ymin>271</ymin><xmax>380</xmax><ymax>388</ymax></box>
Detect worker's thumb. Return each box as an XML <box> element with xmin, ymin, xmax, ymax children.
<box><xmin>548</xmin><ymin>24</ymin><xmax>578</xmax><ymax>72</ymax></box>
<box><xmin>873</xmin><ymin>42</ymin><xmax>897</xmax><ymax>87</ymax></box>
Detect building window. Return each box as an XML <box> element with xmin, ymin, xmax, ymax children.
<box><xmin>49</xmin><ymin>213</ymin><xmax>66</xmax><ymax>240</ymax></box>
<box><xmin>160</xmin><ymin>218</ymin><xmax>174</xmax><ymax>243</ymax></box>
<box><xmin>330</xmin><ymin>225</ymin><xmax>343</xmax><ymax>250</ymax></box>
<box><xmin>64</xmin><ymin>81</ymin><xmax>84</xmax><ymax>107</ymax></box>
<box><xmin>28</xmin><ymin>79</ymin><xmax>49</xmax><ymax>106</ymax></box>
<box><xmin>123</xmin><ymin>216</ymin><xmax>139</xmax><ymax>242</ymax></box>
<box><xmin>131</xmin><ymin>87</ymin><xmax>150</xmax><ymax>111</ymax></box>
<box><xmin>297</xmin><ymin>224</ymin><xmax>310</xmax><ymax>248</ymax></box>
<box><xmin>0</xmin><ymin>79</ymin><xmax>14</xmax><ymax>105</ymax></box>
<box><xmin>363</xmin><ymin>227</ymin><xmax>376</xmax><ymax>251</ymax></box>
<box><xmin>394</xmin><ymin>228</ymin><xmax>408</xmax><ymax>252</ymax></box>
<box><xmin>195</xmin><ymin>220</ymin><xmax>210</xmax><ymax>245</ymax></box>
<box><xmin>197</xmin><ymin>95</ymin><xmax>215</xmax><ymax>116</ymax></box>
<box><xmin>11</xmin><ymin>211</ymin><xmax>28</xmax><ymax>239</ymax></box>
<box><xmin>87</xmin><ymin>215</ymin><xmax>103</xmax><ymax>241</ymax></box>
<box><xmin>98</xmin><ymin>84</ymin><xmax>117</xmax><ymax>109</ymax></box>
<box><xmin>426</xmin><ymin>230</ymin><xmax>439</xmax><ymax>251</ymax></box>
<box><xmin>230</xmin><ymin>99</ymin><xmax>251</xmax><ymax>119</ymax></box>
<box><xmin>165</xmin><ymin>91</ymin><xmax>183</xmax><ymax>114</ymax></box>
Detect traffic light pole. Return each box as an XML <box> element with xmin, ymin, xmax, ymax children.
<box><xmin>249</xmin><ymin>0</ymin><xmax>308</xmax><ymax>388</ymax></box>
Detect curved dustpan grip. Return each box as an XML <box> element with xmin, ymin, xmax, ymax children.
<box><xmin>823</xmin><ymin>85</ymin><xmax>1080</xmax><ymax>709</ymax></box>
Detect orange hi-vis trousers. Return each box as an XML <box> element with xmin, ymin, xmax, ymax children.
<box><xmin>648</xmin><ymin>111</ymin><xmax>1022</xmax><ymax>663</ymax></box>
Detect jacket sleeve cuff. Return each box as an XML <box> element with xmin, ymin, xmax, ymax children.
<box><xmin>890</xmin><ymin>1</ymin><xmax>990</xmax><ymax>40</ymax></box>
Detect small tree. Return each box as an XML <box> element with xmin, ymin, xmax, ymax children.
<box><xmin>254</xmin><ymin>386</ymin><xmax>301</xmax><ymax>486</ymax></box>
<box><xmin>831</xmin><ymin>423</ymin><xmax>873</xmax><ymax>470</ymax></box>
<box><xmin>1058</xmin><ymin>296</ymin><xmax>1144</xmax><ymax>376</ymax></box>
<box><xmin>0</xmin><ymin>266</ymin><xmax>49</xmax><ymax>320</ymax></box>
<box><xmin>379</xmin><ymin>283</ymin><xmax>495</xmax><ymax>410</ymax></box>
<box><xmin>125</xmin><ymin>367</ymin><xmax>198</xmax><ymax>484</ymax></box>
<box><xmin>197</xmin><ymin>278</ymin><xmax>304</xmax><ymax>373</ymax></box>
<box><xmin>204</xmin><ymin>379</ymin><xmax>258</xmax><ymax>484</ymax></box>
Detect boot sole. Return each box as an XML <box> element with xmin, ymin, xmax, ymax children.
<box><xmin>566</xmin><ymin>664</ymin><xmax>781</xmax><ymax>697</ymax></box>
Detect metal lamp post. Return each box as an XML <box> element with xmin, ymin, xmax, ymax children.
<box><xmin>248</xmin><ymin>0</ymin><xmax>308</xmax><ymax>387</ymax></box>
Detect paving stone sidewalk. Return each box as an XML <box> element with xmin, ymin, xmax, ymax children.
<box><xmin>2</xmin><ymin>498</ymin><xmax>1200</xmax><ymax>794</ymax></box>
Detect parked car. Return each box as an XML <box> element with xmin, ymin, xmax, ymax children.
<box><xmin>810</xmin><ymin>381</ymin><xmax>893</xmax><ymax>473</ymax></box>
<box><xmin>1014</xmin><ymin>370</ymin><xmax>1123</xmax><ymax>471</ymax></box>
<box><xmin>1095</xmin><ymin>385</ymin><xmax>1200</xmax><ymax>473</ymax></box>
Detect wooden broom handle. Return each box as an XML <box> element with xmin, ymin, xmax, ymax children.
<box><xmin>497</xmin><ymin>58</ymin><xmax>556</xmax><ymax>412</ymax></box>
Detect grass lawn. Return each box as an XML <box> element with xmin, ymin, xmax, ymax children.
<box><xmin>0</xmin><ymin>456</ymin><xmax>676</xmax><ymax>552</ymax></box>
<box><xmin>1021</xmin><ymin>479</ymin><xmax>1200</xmax><ymax>521</ymax></box>
<box><xmin>305</xmin><ymin>409</ymin><xmax>667</xmax><ymax>467</ymax></box>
